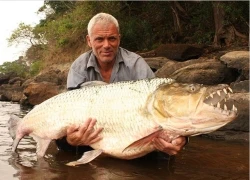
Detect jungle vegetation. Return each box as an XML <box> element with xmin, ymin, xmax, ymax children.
<box><xmin>1</xmin><ymin>1</ymin><xmax>249</xmax><ymax>77</ymax></box>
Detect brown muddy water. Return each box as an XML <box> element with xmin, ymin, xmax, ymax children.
<box><xmin>0</xmin><ymin>101</ymin><xmax>249</xmax><ymax>180</ymax></box>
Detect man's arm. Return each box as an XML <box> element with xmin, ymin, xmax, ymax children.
<box><xmin>132</xmin><ymin>57</ymin><xmax>155</xmax><ymax>79</ymax></box>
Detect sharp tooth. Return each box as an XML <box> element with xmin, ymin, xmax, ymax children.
<box><xmin>228</xmin><ymin>87</ymin><xmax>233</xmax><ymax>93</ymax></box>
<box><xmin>210</xmin><ymin>94</ymin><xmax>214</xmax><ymax>98</ymax></box>
<box><xmin>232</xmin><ymin>104</ymin><xmax>237</xmax><ymax>112</ymax></box>
<box><xmin>223</xmin><ymin>88</ymin><xmax>228</xmax><ymax>94</ymax></box>
<box><xmin>217</xmin><ymin>90</ymin><xmax>221</xmax><ymax>96</ymax></box>
<box><xmin>228</xmin><ymin>93</ymin><xmax>231</xmax><ymax>98</ymax></box>
<box><xmin>224</xmin><ymin>104</ymin><xmax>227</xmax><ymax>110</ymax></box>
<box><xmin>217</xmin><ymin>102</ymin><xmax>220</xmax><ymax>108</ymax></box>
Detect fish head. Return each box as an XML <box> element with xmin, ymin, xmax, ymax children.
<box><xmin>149</xmin><ymin>82</ymin><xmax>238</xmax><ymax>136</ymax></box>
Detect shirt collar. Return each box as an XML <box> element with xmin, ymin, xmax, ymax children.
<box><xmin>86</xmin><ymin>51</ymin><xmax>97</xmax><ymax>69</ymax></box>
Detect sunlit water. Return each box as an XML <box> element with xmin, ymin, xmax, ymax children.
<box><xmin>0</xmin><ymin>101</ymin><xmax>249</xmax><ymax>180</ymax></box>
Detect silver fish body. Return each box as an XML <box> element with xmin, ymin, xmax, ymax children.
<box><xmin>10</xmin><ymin>78</ymin><xmax>237</xmax><ymax>164</ymax></box>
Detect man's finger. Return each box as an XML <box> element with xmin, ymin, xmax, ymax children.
<box><xmin>78</xmin><ymin>118</ymin><xmax>97</xmax><ymax>134</ymax></box>
<box><xmin>67</xmin><ymin>125</ymin><xmax>79</xmax><ymax>134</ymax></box>
<box><xmin>88</xmin><ymin>127</ymin><xmax>103</xmax><ymax>139</ymax></box>
<box><xmin>171</xmin><ymin>136</ymin><xmax>186</xmax><ymax>147</ymax></box>
<box><xmin>88</xmin><ymin>136</ymin><xmax>103</xmax><ymax>145</ymax></box>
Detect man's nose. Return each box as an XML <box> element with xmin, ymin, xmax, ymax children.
<box><xmin>103</xmin><ymin>39</ymin><xmax>110</xmax><ymax>48</ymax></box>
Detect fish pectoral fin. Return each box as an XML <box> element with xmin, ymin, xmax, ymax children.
<box><xmin>122</xmin><ymin>128</ymin><xmax>163</xmax><ymax>153</ymax></box>
<box><xmin>66</xmin><ymin>149</ymin><xmax>103</xmax><ymax>166</ymax></box>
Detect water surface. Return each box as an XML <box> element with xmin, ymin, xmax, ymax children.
<box><xmin>0</xmin><ymin>101</ymin><xmax>248</xmax><ymax>180</ymax></box>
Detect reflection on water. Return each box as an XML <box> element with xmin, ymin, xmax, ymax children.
<box><xmin>0</xmin><ymin>101</ymin><xmax>249</xmax><ymax>180</ymax></box>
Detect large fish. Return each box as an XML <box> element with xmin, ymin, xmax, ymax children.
<box><xmin>9</xmin><ymin>78</ymin><xmax>237</xmax><ymax>166</ymax></box>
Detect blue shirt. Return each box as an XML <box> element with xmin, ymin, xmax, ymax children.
<box><xmin>67</xmin><ymin>47</ymin><xmax>155</xmax><ymax>89</ymax></box>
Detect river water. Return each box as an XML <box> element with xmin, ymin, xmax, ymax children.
<box><xmin>0</xmin><ymin>101</ymin><xmax>249</xmax><ymax>180</ymax></box>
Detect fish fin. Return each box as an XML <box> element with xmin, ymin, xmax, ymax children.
<box><xmin>8</xmin><ymin>115</ymin><xmax>21</xmax><ymax>139</ymax></box>
<box><xmin>31</xmin><ymin>135</ymin><xmax>51</xmax><ymax>157</ymax></box>
<box><xmin>66</xmin><ymin>149</ymin><xmax>103</xmax><ymax>166</ymax></box>
<box><xmin>122</xmin><ymin>128</ymin><xmax>163</xmax><ymax>153</ymax></box>
<box><xmin>12</xmin><ymin>138</ymin><xmax>22</xmax><ymax>153</ymax></box>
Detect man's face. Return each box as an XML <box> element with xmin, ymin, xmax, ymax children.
<box><xmin>87</xmin><ymin>23</ymin><xmax>120</xmax><ymax>64</ymax></box>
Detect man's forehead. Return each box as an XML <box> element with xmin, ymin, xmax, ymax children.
<box><xmin>92</xmin><ymin>23</ymin><xmax>118</xmax><ymax>33</ymax></box>
<box><xmin>90</xmin><ymin>26</ymin><xmax>119</xmax><ymax>39</ymax></box>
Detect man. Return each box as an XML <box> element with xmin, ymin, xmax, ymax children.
<box><xmin>56</xmin><ymin>12</ymin><xmax>187</xmax><ymax>156</ymax></box>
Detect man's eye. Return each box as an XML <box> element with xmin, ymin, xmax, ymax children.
<box><xmin>109</xmin><ymin>37</ymin><xmax>116</xmax><ymax>41</ymax></box>
<box><xmin>95</xmin><ymin>37</ymin><xmax>103</xmax><ymax>41</ymax></box>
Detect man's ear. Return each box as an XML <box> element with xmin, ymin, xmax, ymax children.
<box><xmin>118</xmin><ymin>34</ymin><xmax>121</xmax><ymax>46</ymax></box>
<box><xmin>86</xmin><ymin>35</ymin><xmax>92</xmax><ymax>48</ymax></box>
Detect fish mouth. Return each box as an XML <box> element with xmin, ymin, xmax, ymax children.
<box><xmin>187</xmin><ymin>86</ymin><xmax>238</xmax><ymax>134</ymax></box>
<box><xmin>203</xmin><ymin>86</ymin><xmax>237</xmax><ymax>115</ymax></box>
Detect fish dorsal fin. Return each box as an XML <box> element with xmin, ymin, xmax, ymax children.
<box><xmin>122</xmin><ymin>127</ymin><xmax>163</xmax><ymax>153</ymax></box>
<box><xmin>80</xmin><ymin>81</ymin><xmax>108</xmax><ymax>88</ymax></box>
<box><xmin>66</xmin><ymin>149</ymin><xmax>103</xmax><ymax>166</ymax></box>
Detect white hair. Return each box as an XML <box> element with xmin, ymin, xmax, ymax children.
<box><xmin>87</xmin><ymin>13</ymin><xmax>119</xmax><ymax>36</ymax></box>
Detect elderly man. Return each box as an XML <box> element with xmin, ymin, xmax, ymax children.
<box><xmin>56</xmin><ymin>12</ymin><xmax>187</xmax><ymax>156</ymax></box>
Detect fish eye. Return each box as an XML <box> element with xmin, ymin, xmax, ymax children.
<box><xmin>189</xmin><ymin>85</ymin><xmax>196</xmax><ymax>92</ymax></box>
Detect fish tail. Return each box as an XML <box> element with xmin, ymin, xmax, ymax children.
<box><xmin>8</xmin><ymin>115</ymin><xmax>21</xmax><ymax>140</ymax></box>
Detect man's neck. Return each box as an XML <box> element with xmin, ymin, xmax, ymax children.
<box><xmin>98</xmin><ymin>60</ymin><xmax>115</xmax><ymax>72</ymax></box>
<box><xmin>97</xmin><ymin>59</ymin><xmax>116</xmax><ymax>83</ymax></box>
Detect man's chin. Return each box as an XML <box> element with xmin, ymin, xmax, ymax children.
<box><xmin>100</xmin><ymin>57</ymin><xmax>115</xmax><ymax>63</ymax></box>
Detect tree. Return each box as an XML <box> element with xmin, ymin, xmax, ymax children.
<box><xmin>0</xmin><ymin>61</ymin><xmax>28</xmax><ymax>77</ymax></box>
<box><xmin>212</xmin><ymin>1</ymin><xmax>248</xmax><ymax>47</ymax></box>
<box><xmin>8</xmin><ymin>22</ymin><xmax>36</xmax><ymax>46</ymax></box>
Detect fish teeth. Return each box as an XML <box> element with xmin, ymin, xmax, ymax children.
<box><xmin>217</xmin><ymin>102</ymin><xmax>220</xmax><ymax>108</ymax></box>
<box><xmin>228</xmin><ymin>87</ymin><xmax>233</xmax><ymax>93</ymax></box>
<box><xmin>224</xmin><ymin>104</ymin><xmax>227</xmax><ymax>111</ymax></box>
<box><xmin>217</xmin><ymin>90</ymin><xmax>221</xmax><ymax>96</ymax></box>
<box><xmin>223</xmin><ymin>88</ymin><xmax>228</xmax><ymax>94</ymax></box>
<box><xmin>210</xmin><ymin>94</ymin><xmax>214</xmax><ymax>98</ymax></box>
<box><xmin>232</xmin><ymin>104</ymin><xmax>237</xmax><ymax>112</ymax></box>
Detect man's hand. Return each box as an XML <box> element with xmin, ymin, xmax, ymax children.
<box><xmin>153</xmin><ymin>136</ymin><xmax>187</xmax><ymax>155</ymax></box>
<box><xmin>66</xmin><ymin>118</ymin><xmax>103</xmax><ymax>146</ymax></box>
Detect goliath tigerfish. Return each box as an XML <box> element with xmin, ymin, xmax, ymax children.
<box><xmin>8</xmin><ymin>78</ymin><xmax>237</xmax><ymax>166</ymax></box>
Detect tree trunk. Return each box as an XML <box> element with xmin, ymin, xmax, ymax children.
<box><xmin>212</xmin><ymin>1</ymin><xmax>225</xmax><ymax>47</ymax></box>
<box><xmin>212</xmin><ymin>2</ymin><xmax>248</xmax><ymax>47</ymax></box>
<box><xmin>170</xmin><ymin>1</ymin><xmax>185</xmax><ymax>35</ymax></box>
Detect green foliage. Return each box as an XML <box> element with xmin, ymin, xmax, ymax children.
<box><xmin>0</xmin><ymin>61</ymin><xmax>28</xmax><ymax>78</ymax></box>
<box><xmin>44</xmin><ymin>1</ymin><xmax>76</xmax><ymax>15</ymax></box>
<box><xmin>120</xmin><ymin>18</ymin><xmax>154</xmax><ymax>51</ymax></box>
<box><xmin>37</xmin><ymin>2</ymin><xmax>92</xmax><ymax>49</ymax></box>
<box><xmin>8</xmin><ymin>23</ymin><xmax>35</xmax><ymax>46</ymax></box>
<box><xmin>222</xmin><ymin>1</ymin><xmax>249</xmax><ymax>34</ymax></box>
<box><xmin>0</xmin><ymin>60</ymin><xmax>44</xmax><ymax>78</ymax></box>
<box><xmin>29</xmin><ymin>60</ymin><xmax>43</xmax><ymax>76</ymax></box>
<box><xmin>15</xmin><ymin>1</ymin><xmax>248</xmax><ymax>65</ymax></box>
